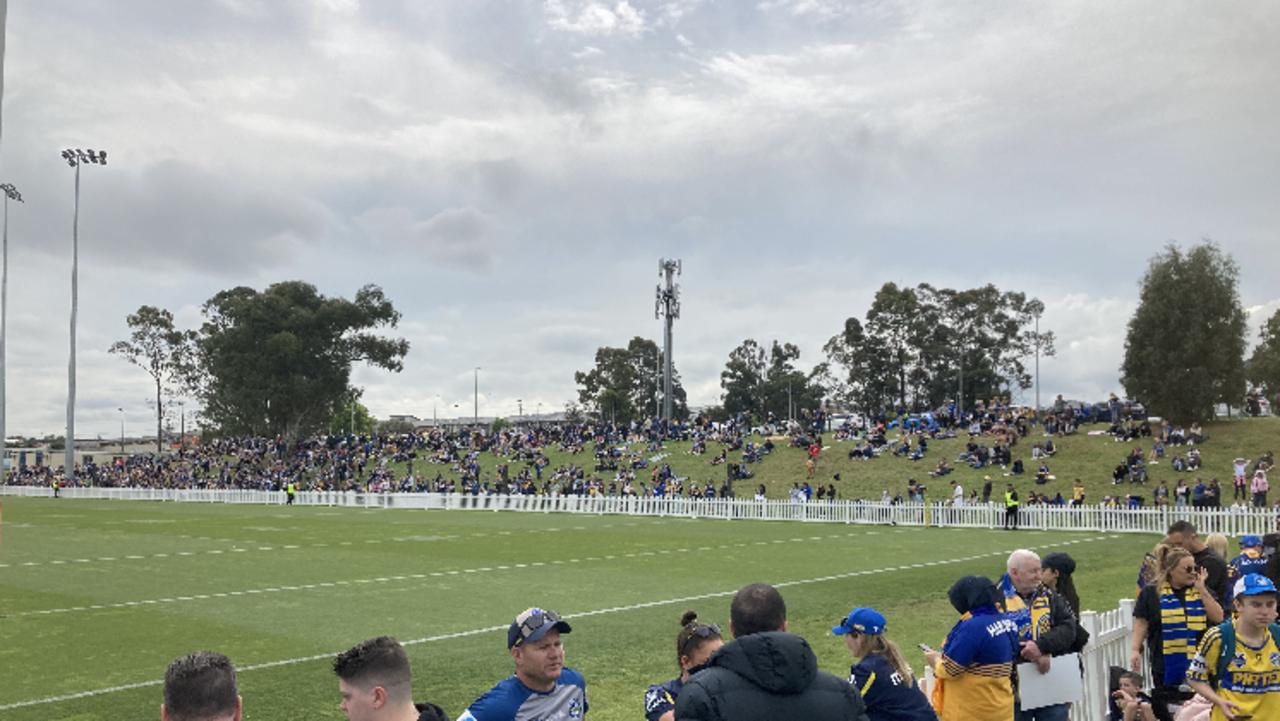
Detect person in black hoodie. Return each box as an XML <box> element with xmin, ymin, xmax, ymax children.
<box><xmin>674</xmin><ymin>582</ymin><xmax>870</xmax><ymax>721</ymax></box>
<box><xmin>333</xmin><ymin>636</ymin><xmax>448</xmax><ymax>721</ymax></box>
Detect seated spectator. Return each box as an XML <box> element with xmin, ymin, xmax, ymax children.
<box><xmin>1109</xmin><ymin>670</ymin><xmax>1166</xmax><ymax>721</ymax></box>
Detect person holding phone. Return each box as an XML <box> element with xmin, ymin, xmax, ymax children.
<box><xmin>832</xmin><ymin>607</ymin><xmax>937</xmax><ymax>721</ymax></box>
<box><xmin>1131</xmin><ymin>548</ymin><xmax>1225</xmax><ymax>711</ymax></box>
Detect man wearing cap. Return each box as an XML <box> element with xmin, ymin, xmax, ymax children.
<box><xmin>834</xmin><ymin>607</ymin><xmax>937</xmax><ymax>721</ymax></box>
<box><xmin>674</xmin><ymin>582</ymin><xmax>869</xmax><ymax>721</ymax></box>
<box><xmin>1226</xmin><ymin>535</ymin><xmax>1270</xmax><ymax>604</ymax></box>
<box><xmin>457</xmin><ymin>608</ymin><xmax>587</xmax><ymax>721</ymax></box>
<box><xmin>1185</xmin><ymin>573</ymin><xmax>1280</xmax><ymax>721</ymax></box>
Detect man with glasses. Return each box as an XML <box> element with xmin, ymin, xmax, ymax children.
<box><xmin>458</xmin><ymin>607</ymin><xmax>587</xmax><ymax>721</ymax></box>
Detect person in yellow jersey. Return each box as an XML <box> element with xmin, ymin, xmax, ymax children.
<box><xmin>1185</xmin><ymin>573</ymin><xmax>1280</xmax><ymax>721</ymax></box>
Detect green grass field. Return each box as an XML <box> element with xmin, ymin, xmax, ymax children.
<box><xmin>0</xmin><ymin>497</ymin><xmax>1160</xmax><ymax>720</ymax></box>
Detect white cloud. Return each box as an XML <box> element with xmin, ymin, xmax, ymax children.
<box><xmin>545</xmin><ymin>0</ymin><xmax>648</xmax><ymax>37</ymax></box>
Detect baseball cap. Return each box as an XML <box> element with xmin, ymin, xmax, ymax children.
<box><xmin>1241</xmin><ymin>535</ymin><xmax>1263</xmax><ymax>549</ymax></box>
<box><xmin>1233</xmin><ymin>573</ymin><xmax>1278</xmax><ymax>599</ymax></box>
<box><xmin>508</xmin><ymin>607</ymin><xmax>572</xmax><ymax>649</ymax></box>
<box><xmin>832</xmin><ymin>607</ymin><xmax>886</xmax><ymax>636</ymax></box>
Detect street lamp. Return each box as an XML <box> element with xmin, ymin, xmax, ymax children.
<box><xmin>517</xmin><ymin>398</ymin><xmax>522</xmax><ymax>425</ymax></box>
<box><xmin>61</xmin><ymin>148</ymin><xmax>107</xmax><ymax>482</ymax></box>
<box><xmin>0</xmin><ymin>182</ymin><xmax>23</xmax><ymax>473</ymax></box>
<box><xmin>1028</xmin><ymin>299</ymin><xmax>1045</xmax><ymax>413</ymax></box>
<box><xmin>474</xmin><ymin>367</ymin><xmax>480</xmax><ymax>425</ymax></box>
<box><xmin>117</xmin><ymin>407</ymin><xmax>125</xmax><ymax>454</ymax></box>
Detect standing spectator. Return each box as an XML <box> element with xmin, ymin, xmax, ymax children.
<box><xmin>924</xmin><ymin>576</ymin><xmax>1019</xmax><ymax>721</ymax></box>
<box><xmin>459</xmin><ymin>608</ymin><xmax>586</xmax><ymax>721</ymax></box>
<box><xmin>833</xmin><ymin>606</ymin><xmax>937</xmax><ymax>721</ymax></box>
<box><xmin>999</xmin><ymin>550</ymin><xmax>1079</xmax><ymax>721</ymax></box>
<box><xmin>1041</xmin><ymin>553</ymin><xmax>1081</xmax><ymax>618</ymax></box>
<box><xmin>1185</xmin><ymin>574</ymin><xmax>1280</xmax><ymax>721</ymax></box>
<box><xmin>333</xmin><ymin>637</ymin><xmax>447</xmax><ymax>721</ymax></box>
<box><xmin>1165</xmin><ymin>521</ymin><xmax>1230</xmax><ymax>603</ymax></box>
<box><xmin>1233</xmin><ymin>458</ymin><xmax>1250</xmax><ymax>502</ymax></box>
<box><xmin>162</xmin><ymin>651</ymin><xmax>242</xmax><ymax>721</ymax></box>
<box><xmin>1175</xmin><ymin>480</ymin><xmax>1190</xmax><ymax>508</ymax></box>
<box><xmin>1204</xmin><ymin>534</ymin><xmax>1229</xmax><ymax>566</ymax></box>
<box><xmin>1071</xmin><ymin>479</ymin><xmax>1086</xmax><ymax>507</ymax></box>
<box><xmin>1004</xmin><ymin>484</ymin><xmax>1020</xmax><ymax>530</ymax></box>
<box><xmin>982</xmin><ymin>476</ymin><xmax>993</xmax><ymax>504</ymax></box>
<box><xmin>1251</xmin><ymin>469</ymin><xmax>1270</xmax><ymax>508</ymax></box>
<box><xmin>1131</xmin><ymin>549</ymin><xmax>1225</xmax><ymax>710</ymax></box>
<box><xmin>950</xmin><ymin>481</ymin><xmax>964</xmax><ymax>507</ymax></box>
<box><xmin>1226</xmin><ymin>535</ymin><xmax>1269</xmax><ymax>604</ymax></box>
<box><xmin>674</xmin><ymin>582</ymin><xmax>869</xmax><ymax>721</ymax></box>
<box><xmin>644</xmin><ymin>611</ymin><xmax>724</xmax><ymax>721</ymax></box>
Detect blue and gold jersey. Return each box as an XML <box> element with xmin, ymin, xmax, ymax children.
<box><xmin>1186</xmin><ymin>623</ymin><xmax>1280</xmax><ymax>721</ymax></box>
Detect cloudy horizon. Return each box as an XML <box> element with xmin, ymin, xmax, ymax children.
<box><xmin>1</xmin><ymin>0</ymin><xmax>1277</xmax><ymax>438</ymax></box>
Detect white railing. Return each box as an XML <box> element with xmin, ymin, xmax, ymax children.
<box><xmin>2</xmin><ymin>485</ymin><xmax>1275</xmax><ymax>536</ymax></box>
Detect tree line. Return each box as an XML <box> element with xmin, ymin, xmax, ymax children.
<box><xmin>108</xmin><ymin>242</ymin><xmax>1280</xmax><ymax>444</ymax></box>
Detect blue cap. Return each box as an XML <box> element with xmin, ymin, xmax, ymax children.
<box><xmin>1234</xmin><ymin>573</ymin><xmax>1278</xmax><ymax>599</ymax></box>
<box><xmin>833</xmin><ymin>607</ymin><xmax>886</xmax><ymax>636</ymax></box>
<box><xmin>1241</xmin><ymin>535</ymin><xmax>1263</xmax><ymax>548</ymax></box>
<box><xmin>508</xmin><ymin>607</ymin><xmax>572</xmax><ymax>649</ymax></box>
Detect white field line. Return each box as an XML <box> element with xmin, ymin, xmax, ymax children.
<box><xmin>0</xmin><ymin>519</ymin><xmax>676</xmax><ymax>570</ymax></box>
<box><xmin>0</xmin><ymin>534</ymin><xmax>1114</xmax><ymax>711</ymax></box>
<box><xmin>7</xmin><ymin>529</ymin><xmax>893</xmax><ymax>618</ymax></box>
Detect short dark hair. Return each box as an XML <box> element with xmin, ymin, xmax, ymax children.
<box><xmin>1167</xmin><ymin>520</ymin><xmax>1197</xmax><ymax>536</ymax></box>
<box><xmin>333</xmin><ymin>636</ymin><xmax>412</xmax><ymax>701</ymax></box>
<box><xmin>730</xmin><ymin>583</ymin><xmax>787</xmax><ymax>637</ymax></box>
<box><xmin>163</xmin><ymin>652</ymin><xmax>238</xmax><ymax>721</ymax></box>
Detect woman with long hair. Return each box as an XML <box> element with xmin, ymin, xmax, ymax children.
<box><xmin>643</xmin><ymin>610</ymin><xmax>725</xmax><ymax>721</ymax></box>
<box><xmin>1130</xmin><ymin>547</ymin><xmax>1224</xmax><ymax>709</ymax></box>
<box><xmin>1042</xmin><ymin>552</ymin><xmax>1081</xmax><ymax>616</ymax></box>
<box><xmin>834</xmin><ymin>607</ymin><xmax>937</xmax><ymax>720</ymax></box>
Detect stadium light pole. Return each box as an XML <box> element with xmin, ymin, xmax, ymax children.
<box><xmin>61</xmin><ymin>148</ymin><xmax>107</xmax><ymax>483</ymax></box>
<box><xmin>117</xmin><ymin>407</ymin><xmax>125</xmax><ymax>454</ymax></box>
<box><xmin>473</xmin><ymin>366</ymin><xmax>480</xmax><ymax>426</ymax></box>
<box><xmin>0</xmin><ymin>182</ymin><xmax>23</xmax><ymax>474</ymax></box>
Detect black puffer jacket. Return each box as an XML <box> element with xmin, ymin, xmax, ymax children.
<box><xmin>674</xmin><ymin>631</ymin><xmax>870</xmax><ymax>721</ymax></box>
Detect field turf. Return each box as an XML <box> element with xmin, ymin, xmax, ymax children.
<box><xmin>0</xmin><ymin>497</ymin><xmax>1157</xmax><ymax>720</ymax></box>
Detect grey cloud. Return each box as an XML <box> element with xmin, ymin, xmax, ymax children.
<box><xmin>355</xmin><ymin>206</ymin><xmax>499</xmax><ymax>272</ymax></box>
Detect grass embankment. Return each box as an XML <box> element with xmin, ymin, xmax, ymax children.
<box><xmin>384</xmin><ymin>416</ymin><xmax>1279</xmax><ymax>504</ymax></box>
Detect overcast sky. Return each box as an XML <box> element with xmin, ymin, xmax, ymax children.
<box><xmin>1</xmin><ymin>0</ymin><xmax>1277</xmax><ymax>438</ymax></box>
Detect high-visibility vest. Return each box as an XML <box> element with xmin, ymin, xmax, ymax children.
<box><xmin>1005</xmin><ymin>491</ymin><xmax>1019</xmax><ymax>509</ymax></box>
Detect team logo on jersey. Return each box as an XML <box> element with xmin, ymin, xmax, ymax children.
<box><xmin>1231</xmin><ymin>652</ymin><xmax>1247</xmax><ymax>668</ymax></box>
<box><xmin>569</xmin><ymin>696</ymin><xmax>584</xmax><ymax>719</ymax></box>
<box><xmin>1270</xmin><ymin>652</ymin><xmax>1280</xmax><ymax>667</ymax></box>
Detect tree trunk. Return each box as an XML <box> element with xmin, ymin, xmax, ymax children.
<box><xmin>155</xmin><ymin>377</ymin><xmax>163</xmax><ymax>454</ymax></box>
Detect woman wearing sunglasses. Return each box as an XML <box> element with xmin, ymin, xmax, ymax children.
<box><xmin>644</xmin><ymin>610</ymin><xmax>725</xmax><ymax>721</ymax></box>
<box><xmin>834</xmin><ymin>607</ymin><xmax>937</xmax><ymax>721</ymax></box>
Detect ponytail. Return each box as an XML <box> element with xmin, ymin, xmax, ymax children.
<box><xmin>867</xmin><ymin>635</ymin><xmax>915</xmax><ymax>686</ymax></box>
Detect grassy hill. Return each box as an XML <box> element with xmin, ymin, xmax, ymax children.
<box><xmin>386</xmin><ymin>416</ymin><xmax>1279</xmax><ymax>504</ymax></box>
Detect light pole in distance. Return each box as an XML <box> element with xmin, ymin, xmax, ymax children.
<box><xmin>60</xmin><ymin>148</ymin><xmax>107</xmax><ymax>482</ymax></box>
<box><xmin>0</xmin><ymin>182</ymin><xmax>22</xmax><ymax>472</ymax></box>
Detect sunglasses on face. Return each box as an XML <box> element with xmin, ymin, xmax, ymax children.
<box><xmin>515</xmin><ymin>609</ymin><xmax>562</xmax><ymax>645</ymax></box>
<box><xmin>679</xmin><ymin>623</ymin><xmax>722</xmax><ymax>657</ymax></box>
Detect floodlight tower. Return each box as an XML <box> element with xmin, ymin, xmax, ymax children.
<box><xmin>0</xmin><ymin>182</ymin><xmax>22</xmax><ymax>471</ymax></box>
<box><xmin>655</xmin><ymin>258</ymin><xmax>682</xmax><ymax>421</ymax></box>
<box><xmin>61</xmin><ymin>148</ymin><xmax>107</xmax><ymax>483</ymax></box>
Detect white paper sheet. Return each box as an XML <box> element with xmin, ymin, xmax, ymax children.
<box><xmin>1017</xmin><ymin>653</ymin><xmax>1083</xmax><ymax>710</ymax></box>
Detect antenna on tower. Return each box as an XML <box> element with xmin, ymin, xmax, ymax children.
<box><xmin>655</xmin><ymin>258</ymin><xmax>682</xmax><ymax>421</ymax></box>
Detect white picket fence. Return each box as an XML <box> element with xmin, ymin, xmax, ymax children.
<box><xmin>3</xmin><ymin>485</ymin><xmax>1275</xmax><ymax>537</ymax></box>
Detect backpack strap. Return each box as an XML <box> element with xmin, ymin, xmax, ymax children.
<box><xmin>1213</xmin><ymin>621</ymin><xmax>1235</xmax><ymax>691</ymax></box>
